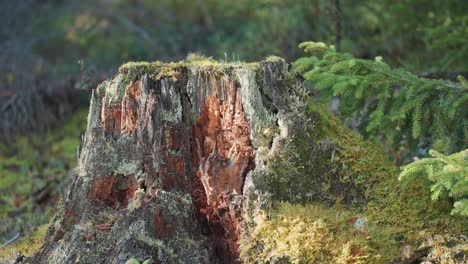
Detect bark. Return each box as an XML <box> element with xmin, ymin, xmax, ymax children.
<box><xmin>31</xmin><ymin>58</ymin><xmax>364</xmax><ymax>264</ymax></box>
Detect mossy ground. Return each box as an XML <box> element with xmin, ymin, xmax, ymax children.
<box><xmin>0</xmin><ymin>224</ymin><xmax>49</xmax><ymax>260</ymax></box>
<box><xmin>240</xmin><ymin>201</ymin><xmax>371</xmax><ymax>263</ymax></box>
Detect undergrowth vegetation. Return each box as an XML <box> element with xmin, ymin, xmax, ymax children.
<box><xmin>0</xmin><ymin>110</ymin><xmax>87</xmax><ymax>244</ymax></box>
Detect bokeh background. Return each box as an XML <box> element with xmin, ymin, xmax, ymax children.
<box><xmin>1</xmin><ymin>0</ymin><xmax>467</xmax><ymax>247</ymax></box>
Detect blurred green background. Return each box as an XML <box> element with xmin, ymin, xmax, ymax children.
<box><xmin>1</xmin><ymin>0</ymin><xmax>467</xmax><ymax>245</ymax></box>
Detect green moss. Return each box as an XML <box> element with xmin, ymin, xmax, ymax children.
<box><xmin>240</xmin><ymin>202</ymin><xmax>372</xmax><ymax>263</ymax></box>
<box><xmin>302</xmin><ymin>100</ymin><xmax>467</xmax><ymax>262</ymax></box>
<box><xmin>118</xmin><ymin>58</ymin><xmax>260</xmax><ymax>83</ymax></box>
<box><xmin>0</xmin><ymin>224</ymin><xmax>49</xmax><ymax>259</ymax></box>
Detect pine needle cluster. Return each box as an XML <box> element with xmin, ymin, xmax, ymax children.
<box><xmin>399</xmin><ymin>149</ymin><xmax>468</xmax><ymax>216</ymax></box>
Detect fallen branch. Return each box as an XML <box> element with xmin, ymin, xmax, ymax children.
<box><xmin>1</xmin><ymin>232</ymin><xmax>20</xmax><ymax>247</ymax></box>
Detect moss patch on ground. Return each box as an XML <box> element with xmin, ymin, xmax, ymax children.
<box><xmin>0</xmin><ymin>223</ymin><xmax>49</xmax><ymax>260</ymax></box>
<box><xmin>240</xmin><ymin>202</ymin><xmax>372</xmax><ymax>263</ymax></box>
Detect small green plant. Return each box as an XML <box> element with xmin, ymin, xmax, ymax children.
<box><xmin>126</xmin><ymin>258</ymin><xmax>150</xmax><ymax>264</ymax></box>
<box><xmin>399</xmin><ymin>149</ymin><xmax>468</xmax><ymax>216</ymax></box>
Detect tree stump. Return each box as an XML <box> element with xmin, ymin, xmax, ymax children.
<box><xmin>32</xmin><ymin>58</ymin><xmax>365</xmax><ymax>263</ymax></box>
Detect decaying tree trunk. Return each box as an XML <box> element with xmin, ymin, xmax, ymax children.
<box><xmin>32</xmin><ymin>58</ymin><xmax>364</xmax><ymax>263</ymax></box>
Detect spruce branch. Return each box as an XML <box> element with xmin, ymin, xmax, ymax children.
<box><xmin>295</xmin><ymin>41</ymin><xmax>467</xmax><ymax>154</ymax></box>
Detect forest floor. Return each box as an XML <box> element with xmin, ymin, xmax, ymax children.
<box><xmin>0</xmin><ymin>109</ymin><xmax>88</xmax><ymax>257</ymax></box>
